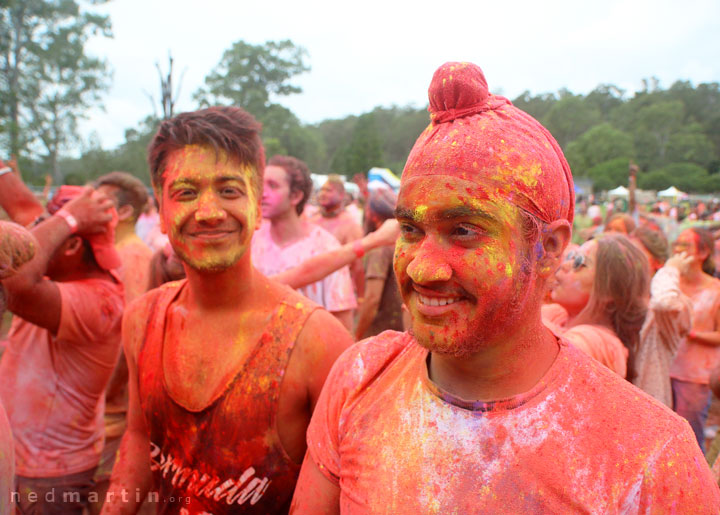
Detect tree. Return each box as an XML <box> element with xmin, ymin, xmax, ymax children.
<box><xmin>565</xmin><ymin>123</ymin><xmax>634</xmax><ymax>175</ymax></box>
<box><xmin>542</xmin><ymin>95</ymin><xmax>602</xmax><ymax>148</ymax></box>
<box><xmin>0</xmin><ymin>0</ymin><xmax>112</xmax><ymax>181</ymax></box>
<box><xmin>194</xmin><ymin>39</ymin><xmax>309</xmax><ymax>119</ymax></box>
<box><xmin>331</xmin><ymin>113</ymin><xmax>383</xmax><ymax>176</ymax></box>
<box><xmin>587</xmin><ymin>157</ymin><xmax>633</xmax><ymax>192</ymax></box>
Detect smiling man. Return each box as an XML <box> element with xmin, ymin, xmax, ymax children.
<box><xmin>291</xmin><ymin>63</ymin><xmax>718</xmax><ymax>512</ymax></box>
<box><xmin>102</xmin><ymin>107</ymin><xmax>352</xmax><ymax>514</ymax></box>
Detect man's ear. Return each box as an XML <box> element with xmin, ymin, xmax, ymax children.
<box><xmin>289</xmin><ymin>189</ymin><xmax>304</xmax><ymax>209</ymax></box>
<box><xmin>254</xmin><ymin>202</ymin><xmax>262</xmax><ymax>231</ymax></box>
<box><xmin>537</xmin><ymin>220</ymin><xmax>572</xmax><ymax>278</ymax></box>
<box><xmin>63</xmin><ymin>236</ymin><xmax>84</xmax><ymax>257</ymax></box>
<box><xmin>117</xmin><ymin>204</ymin><xmax>134</xmax><ymax>222</ymax></box>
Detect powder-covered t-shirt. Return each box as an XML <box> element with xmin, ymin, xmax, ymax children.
<box><xmin>0</xmin><ymin>276</ymin><xmax>124</xmax><ymax>477</ymax></box>
<box><xmin>252</xmin><ymin>222</ymin><xmax>356</xmax><ymax>313</ymax></box>
<box><xmin>307</xmin><ymin>331</ymin><xmax>718</xmax><ymax>513</ymax></box>
<box><xmin>670</xmin><ymin>277</ymin><xmax>720</xmax><ymax>384</ymax></box>
<box><xmin>0</xmin><ymin>401</ymin><xmax>13</xmax><ymax>512</ymax></box>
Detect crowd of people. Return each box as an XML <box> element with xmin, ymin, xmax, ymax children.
<box><xmin>0</xmin><ymin>61</ymin><xmax>719</xmax><ymax>513</ymax></box>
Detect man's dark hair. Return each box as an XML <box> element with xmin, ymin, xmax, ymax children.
<box><xmin>147</xmin><ymin>106</ymin><xmax>265</xmax><ymax>199</ymax></box>
<box><xmin>94</xmin><ymin>171</ymin><xmax>149</xmax><ymax>222</ymax></box>
<box><xmin>267</xmin><ymin>155</ymin><xmax>312</xmax><ymax>216</ymax></box>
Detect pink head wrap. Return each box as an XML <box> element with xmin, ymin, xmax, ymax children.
<box><xmin>403</xmin><ymin>62</ymin><xmax>574</xmax><ymax>224</ymax></box>
<box><xmin>47</xmin><ymin>185</ymin><xmax>121</xmax><ymax>271</ymax></box>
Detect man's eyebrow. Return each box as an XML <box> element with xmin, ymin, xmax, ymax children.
<box><xmin>394</xmin><ymin>206</ymin><xmax>495</xmax><ymax>221</ymax></box>
<box><xmin>216</xmin><ymin>175</ymin><xmax>246</xmax><ymax>183</ymax></box>
<box><xmin>169</xmin><ymin>178</ymin><xmax>196</xmax><ymax>189</ymax></box>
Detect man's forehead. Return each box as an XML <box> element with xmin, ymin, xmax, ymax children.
<box><xmin>163</xmin><ymin>145</ymin><xmax>252</xmax><ymax>182</ymax></box>
<box><xmin>397</xmin><ymin>176</ymin><xmax>519</xmax><ymax>221</ymax></box>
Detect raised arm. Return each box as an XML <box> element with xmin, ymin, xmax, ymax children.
<box><xmin>291</xmin><ymin>453</ymin><xmax>341</xmax><ymax>514</ymax></box>
<box><xmin>102</xmin><ymin>298</ymin><xmax>154</xmax><ymax>514</ymax></box>
<box><xmin>271</xmin><ymin>220</ymin><xmax>399</xmax><ymax>289</ymax></box>
<box><xmin>0</xmin><ymin>158</ymin><xmax>44</xmax><ymax>226</ymax></box>
<box><xmin>2</xmin><ymin>187</ymin><xmax>113</xmax><ymax>332</ymax></box>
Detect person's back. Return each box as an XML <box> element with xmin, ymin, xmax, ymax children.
<box><xmin>0</xmin><ymin>186</ymin><xmax>124</xmax><ymax>513</ymax></box>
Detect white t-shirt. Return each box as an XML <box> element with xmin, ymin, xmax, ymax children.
<box><xmin>252</xmin><ymin>222</ymin><xmax>357</xmax><ymax>313</ymax></box>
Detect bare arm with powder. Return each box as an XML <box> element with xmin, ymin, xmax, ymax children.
<box><xmin>271</xmin><ymin>219</ymin><xmax>399</xmax><ymax>290</ymax></box>
<box><xmin>101</xmin><ymin>296</ymin><xmax>154</xmax><ymax>514</ymax></box>
<box><xmin>0</xmin><ymin>158</ymin><xmax>44</xmax><ymax>226</ymax></box>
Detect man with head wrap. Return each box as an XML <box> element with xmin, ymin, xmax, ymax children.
<box><xmin>292</xmin><ymin>62</ymin><xmax>718</xmax><ymax>512</ymax></box>
<box><xmin>0</xmin><ymin>186</ymin><xmax>124</xmax><ymax>514</ymax></box>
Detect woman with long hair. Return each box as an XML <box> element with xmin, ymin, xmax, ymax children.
<box><xmin>551</xmin><ymin>233</ymin><xmax>650</xmax><ymax>380</ymax></box>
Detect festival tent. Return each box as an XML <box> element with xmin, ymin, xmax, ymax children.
<box><xmin>608</xmin><ymin>185</ymin><xmax>629</xmax><ymax>197</ymax></box>
<box><xmin>367</xmin><ymin>167</ymin><xmax>401</xmax><ymax>191</ymax></box>
<box><xmin>657</xmin><ymin>186</ymin><xmax>686</xmax><ymax>199</ymax></box>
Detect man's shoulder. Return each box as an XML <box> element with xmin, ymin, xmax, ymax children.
<box><xmin>325</xmin><ymin>331</ymin><xmax>416</xmax><ymax>396</ymax></box>
<box><xmin>126</xmin><ymin>280</ymin><xmax>185</xmax><ymax>320</ymax></box>
<box><xmin>560</xmin><ymin>341</ymin><xmax>688</xmax><ymax>434</ymax></box>
<box><xmin>306</xmin><ymin>223</ymin><xmax>342</xmax><ymax>247</ymax></box>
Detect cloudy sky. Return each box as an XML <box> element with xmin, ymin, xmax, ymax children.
<box><xmin>80</xmin><ymin>0</ymin><xmax>720</xmax><ymax>150</ymax></box>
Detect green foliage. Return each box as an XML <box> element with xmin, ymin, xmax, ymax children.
<box><xmin>542</xmin><ymin>94</ymin><xmax>602</xmax><ymax>148</ymax></box>
<box><xmin>587</xmin><ymin>158</ymin><xmax>633</xmax><ymax>192</ymax></box>
<box><xmin>0</xmin><ymin>0</ymin><xmax>112</xmax><ymax>181</ymax></box>
<box><xmin>565</xmin><ymin>124</ymin><xmax>634</xmax><ymax>175</ymax></box>
<box><xmin>194</xmin><ymin>39</ymin><xmax>309</xmax><ymax>118</ymax></box>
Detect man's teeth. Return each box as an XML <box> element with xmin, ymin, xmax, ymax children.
<box><xmin>418</xmin><ymin>294</ymin><xmax>461</xmax><ymax>307</ymax></box>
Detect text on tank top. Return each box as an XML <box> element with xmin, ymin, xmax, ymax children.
<box><xmin>137</xmin><ymin>281</ymin><xmax>317</xmax><ymax>514</ymax></box>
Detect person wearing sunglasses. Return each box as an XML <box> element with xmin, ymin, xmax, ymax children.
<box><xmin>551</xmin><ymin>233</ymin><xmax>650</xmax><ymax>380</ymax></box>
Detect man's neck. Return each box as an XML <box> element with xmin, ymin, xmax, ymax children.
<box><xmin>269</xmin><ymin>211</ymin><xmax>306</xmax><ymax>246</ymax></box>
<box><xmin>182</xmin><ymin>256</ymin><xmax>257</xmax><ymax>312</ymax></box>
<box><xmin>319</xmin><ymin>205</ymin><xmax>342</xmax><ymax>218</ymax></box>
<box><xmin>427</xmin><ymin>312</ymin><xmax>559</xmax><ymax>401</ymax></box>
<box><xmin>114</xmin><ymin>222</ymin><xmax>137</xmax><ymax>245</ymax></box>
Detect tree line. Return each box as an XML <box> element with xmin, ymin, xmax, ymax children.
<box><xmin>2</xmin><ymin>1</ymin><xmax>720</xmax><ymax>194</ymax></box>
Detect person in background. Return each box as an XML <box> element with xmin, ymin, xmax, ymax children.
<box><xmin>670</xmin><ymin>227</ymin><xmax>720</xmax><ymax>452</ymax></box>
<box><xmin>630</xmin><ymin>226</ymin><xmax>693</xmax><ymax>408</ymax></box>
<box><xmin>91</xmin><ymin>171</ymin><xmax>154</xmax><ymax>514</ymax></box>
<box><xmin>253</xmin><ymin>156</ymin><xmax>357</xmax><ymax>330</ymax></box>
<box><xmin>1</xmin><ymin>186</ymin><xmax>124</xmax><ymax>514</ymax></box>
<box><xmin>0</xmin><ymin>220</ymin><xmax>37</xmax><ymax>514</ymax></box>
<box><xmin>605</xmin><ymin>212</ymin><xmax>636</xmax><ymax>235</ymax></box>
<box><xmin>551</xmin><ymin>233</ymin><xmax>649</xmax><ymax>378</ymax></box>
<box><xmin>354</xmin><ymin>186</ymin><xmax>403</xmax><ymax>340</ymax></box>
<box><xmin>311</xmin><ymin>175</ymin><xmax>365</xmax><ymax>297</ymax></box>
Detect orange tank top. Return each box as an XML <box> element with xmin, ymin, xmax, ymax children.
<box><xmin>138</xmin><ymin>280</ymin><xmax>317</xmax><ymax>514</ymax></box>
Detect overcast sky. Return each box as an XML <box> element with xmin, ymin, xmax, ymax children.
<box><xmin>79</xmin><ymin>0</ymin><xmax>720</xmax><ymax>151</ymax></box>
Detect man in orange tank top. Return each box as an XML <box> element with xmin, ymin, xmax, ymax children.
<box><xmin>102</xmin><ymin>106</ymin><xmax>353</xmax><ymax>514</ymax></box>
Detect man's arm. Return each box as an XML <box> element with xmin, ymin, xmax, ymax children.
<box><xmin>102</xmin><ymin>298</ymin><xmax>154</xmax><ymax>514</ymax></box>
<box><xmin>0</xmin><ymin>159</ymin><xmax>44</xmax><ymax>226</ymax></box>
<box><xmin>290</xmin><ymin>453</ymin><xmax>340</xmax><ymax>514</ymax></box>
<box><xmin>1</xmin><ymin>187</ymin><xmax>113</xmax><ymax>333</ymax></box>
<box><xmin>290</xmin><ymin>309</ymin><xmax>351</xmax><ymax>513</ymax></box>
<box><xmin>270</xmin><ymin>220</ymin><xmax>399</xmax><ymax>290</ymax></box>
<box><xmin>354</xmin><ymin>278</ymin><xmax>384</xmax><ymax>340</ymax></box>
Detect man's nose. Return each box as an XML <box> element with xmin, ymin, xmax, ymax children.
<box><xmin>405</xmin><ymin>238</ymin><xmax>452</xmax><ymax>284</ymax></box>
<box><xmin>195</xmin><ymin>190</ymin><xmax>226</xmax><ymax>224</ymax></box>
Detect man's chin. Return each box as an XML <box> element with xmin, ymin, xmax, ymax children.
<box><xmin>409</xmin><ymin>326</ymin><xmax>483</xmax><ymax>359</ymax></box>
